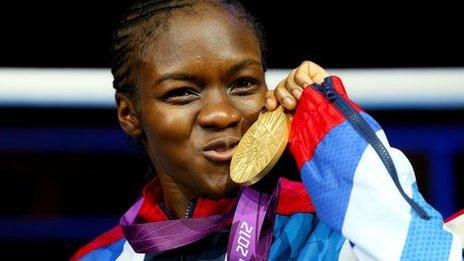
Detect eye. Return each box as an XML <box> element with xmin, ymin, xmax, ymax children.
<box><xmin>230</xmin><ymin>77</ymin><xmax>259</xmax><ymax>95</ymax></box>
<box><xmin>162</xmin><ymin>87</ymin><xmax>199</xmax><ymax>103</ymax></box>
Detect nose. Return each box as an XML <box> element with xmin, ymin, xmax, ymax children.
<box><xmin>197</xmin><ymin>91</ymin><xmax>241</xmax><ymax>131</ymax></box>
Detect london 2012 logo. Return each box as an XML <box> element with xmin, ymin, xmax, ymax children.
<box><xmin>235</xmin><ymin>221</ymin><xmax>254</xmax><ymax>260</ymax></box>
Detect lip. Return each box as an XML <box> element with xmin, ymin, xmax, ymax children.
<box><xmin>201</xmin><ymin>137</ymin><xmax>240</xmax><ymax>162</ymax></box>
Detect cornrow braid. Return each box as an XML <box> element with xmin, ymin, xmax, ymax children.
<box><xmin>111</xmin><ymin>0</ymin><xmax>195</xmax><ymax>98</ymax></box>
<box><xmin>110</xmin><ymin>0</ymin><xmax>266</xmax><ymax>99</ymax></box>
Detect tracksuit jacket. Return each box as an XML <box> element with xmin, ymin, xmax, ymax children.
<box><xmin>72</xmin><ymin>76</ymin><xmax>463</xmax><ymax>261</ymax></box>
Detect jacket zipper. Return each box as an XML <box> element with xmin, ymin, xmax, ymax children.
<box><xmin>185</xmin><ymin>199</ymin><xmax>197</xmax><ymax>219</ymax></box>
<box><xmin>159</xmin><ymin>199</ymin><xmax>197</xmax><ymax>220</ymax></box>
<box><xmin>311</xmin><ymin>77</ymin><xmax>430</xmax><ymax>220</ymax></box>
<box><xmin>182</xmin><ymin>200</ymin><xmax>197</xmax><ymax>261</ymax></box>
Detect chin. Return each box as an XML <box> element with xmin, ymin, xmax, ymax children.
<box><xmin>202</xmin><ymin>176</ymin><xmax>240</xmax><ymax>199</ymax></box>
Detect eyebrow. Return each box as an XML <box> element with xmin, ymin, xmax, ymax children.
<box><xmin>157</xmin><ymin>59</ymin><xmax>262</xmax><ymax>84</ymax></box>
<box><xmin>228</xmin><ymin>59</ymin><xmax>262</xmax><ymax>75</ymax></box>
<box><xmin>158</xmin><ymin>72</ymin><xmax>196</xmax><ymax>84</ymax></box>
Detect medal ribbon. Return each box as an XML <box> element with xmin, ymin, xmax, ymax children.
<box><xmin>227</xmin><ymin>187</ymin><xmax>276</xmax><ymax>260</ymax></box>
<box><xmin>120</xmin><ymin>186</ymin><xmax>276</xmax><ymax>258</ymax></box>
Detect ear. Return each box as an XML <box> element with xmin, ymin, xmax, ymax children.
<box><xmin>115</xmin><ymin>93</ymin><xmax>143</xmax><ymax>137</ymax></box>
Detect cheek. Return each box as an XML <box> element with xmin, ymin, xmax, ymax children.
<box><xmin>140</xmin><ymin>103</ymin><xmax>196</xmax><ymax>168</ymax></box>
<box><xmin>234</xmin><ymin>92</ymin><xmax>266</xmax><ymax>132</ymax></box>
<box><xmin>146</xmin><ymin>108</ymin><xmax>192</xmax><ymax>141</ymax></box>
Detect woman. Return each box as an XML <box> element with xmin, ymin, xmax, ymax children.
<box><xmin>71</xmin><ymin>0</ymin><xmax>462</xmax><ymax>260</ymax></box>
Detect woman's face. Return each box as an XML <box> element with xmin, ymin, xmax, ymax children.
<box><xmin>134</xmin><ymin>8</ymin><xmax>267</xmax><ymax>198</ymax></box>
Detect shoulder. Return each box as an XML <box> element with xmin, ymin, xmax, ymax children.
<box><xmin>276</xmin><ymin>177</ymin><xmax>315</xmax><ymax>216</ymax></box>
<box><xmin>70</xmin><ymin>225</ymin><xmax>132</xmax><ymax>261</ymax></box>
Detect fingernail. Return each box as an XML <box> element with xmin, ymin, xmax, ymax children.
<box><xmin>292</xmin><ymin>89</ymin><xmax>302</xmax><ymax>99</ymax></box>
<box><xmin>283</xmin><ymin>97</ymin><xmax>294</xmax><ymax>107</ymax></box>
<box><xmin>265</xmin><ymin>97</ymin><xmax>273</xmax><ymax>107</ymax></box>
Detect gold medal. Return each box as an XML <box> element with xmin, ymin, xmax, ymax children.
<box><xmin>230</xmin><ymin>106</ymin><xmax>290</xmax><ymax>186</ymax></box>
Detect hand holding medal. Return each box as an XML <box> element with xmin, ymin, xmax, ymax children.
<box><xmin>230</xmin><ymin>61</ymin><xmax>329</xmax><ymax>186</ymax></box>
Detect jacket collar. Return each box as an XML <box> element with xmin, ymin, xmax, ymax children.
<box><xmin>136</xmin><ymin>177</ymin><xmax>315</xmax><ymax>223</ymax></box>
<box><xmin>137</xmin><ymin>178</ymin><xmax>235</xmax><ymax>222</ymax></box>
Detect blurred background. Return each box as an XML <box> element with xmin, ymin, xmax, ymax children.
<box><xmin>1</xmin><ymin>1</ymin><xmax>463</xmax><ymax>260</ymax></box>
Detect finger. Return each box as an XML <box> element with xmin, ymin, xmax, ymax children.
<box><xmin>307</xmin><ymin>61</ymin><xmax>329</xmax><ymax>84</ymax></box>
<box><xmin>294</xmin><ymin>61</ymin><xmax>330</xmax><ymax>86</ymax></box>
<box><xmin>293</xmin><ymin>61</ymin><xmax>314</xmax><ymax>87</ymax></box>
<box><xmin>264</xmin><ymin>91</ymin><xmax>278</xmax><ymax>111</ymax></box>
<box><xmin>274</xmin><ymin>80</ymin><xmax>297</xmax><ymax>110</ymax></box>
<box><xmin>285</xmin><ymin>69</ymin><xmax>303</xmax><ymax>100</ymax></box>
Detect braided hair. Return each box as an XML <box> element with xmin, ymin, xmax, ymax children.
<box><xmin>111</xmin><ymin>0</ymin><xmax>266</xmax><ymax>100</ymax></box>
<box><xmin>112</xmin><ymin>0</ymin><xmax>266</xmax><ymax>181</ymax></box>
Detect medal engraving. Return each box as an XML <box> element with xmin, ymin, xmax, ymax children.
<box><xmin>230</xmin><ymin>106</ymin><xmax>290</xmax><ymax>185</ymax></box>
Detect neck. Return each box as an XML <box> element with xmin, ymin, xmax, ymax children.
<box><xmin>158</xmin><ymin>174</ymin><xmax>201</xmax><ymax>219</ymax></box>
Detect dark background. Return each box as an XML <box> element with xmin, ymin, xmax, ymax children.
<box><xmin>1</xmin><ymin>1</ymin><xmax>463</xmax><ymax>260</ymax></box>
<box><xmin>1</xmin><ymin>1</ymin><xmax>464</xmax><ymax>68</ymax></box>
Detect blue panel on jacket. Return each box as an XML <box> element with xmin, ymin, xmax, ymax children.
<box><xmin>269</xmin><ymin>213</ymin><xmax>346</xmax><ymax>260</ymax></box>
